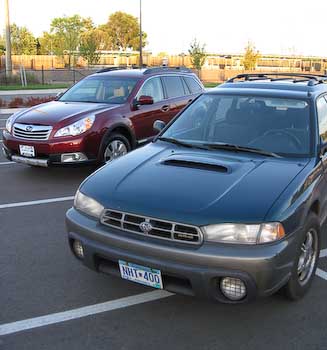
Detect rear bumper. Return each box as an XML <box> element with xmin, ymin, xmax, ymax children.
<box><xmin>2</xmin><ymin>131</ymin><xmax>98</xmax><ymax>166</ymax></box>
<box><xmin>66</xmin><ymin>208</ymin><xmax>300</xmax><ymax>303</ymax></box>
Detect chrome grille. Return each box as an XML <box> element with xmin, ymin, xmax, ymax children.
<box><xmin>13</xmin><ymin>123</ymin><xmax>52</xmax><ymax>140</ymax></box>
<box><xmin>101</xmin><ymin>209</ymin><xmax>203</xmax><ymax>245</ymax></box>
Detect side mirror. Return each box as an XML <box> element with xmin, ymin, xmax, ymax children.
<box><xmin>153</xmin><ymin>120</ymin><xmax>166</xmax><ymax>133</ymax></box>
<box><xmin>55</xmin><ymin>92</ymin><xmax>64</xmax><ymax>100</ymax></box>
<box><xmin>138</xmin><ymin>95</ymin><xmax>154</xmax><ymax>106</ymax></box>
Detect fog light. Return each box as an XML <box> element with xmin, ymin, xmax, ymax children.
<box><xmin>61</xmin><ymin>153</ymin><xmax>88</xmax><ymax>163</ymax></box>
<box><xmin>220</xmin><ymin>277</ymin><xmax>247</xmax><ymax>301</ymax></box>
<box><xmin>73</xmin><ymin>240</ymin><xmax>84</xmax><ymax>259</ymax></box>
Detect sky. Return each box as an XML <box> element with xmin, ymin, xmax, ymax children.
<box><xmin>1</xmin><ymin>0</ymin><xmax>327</xmax><ymax>56</ymax></box>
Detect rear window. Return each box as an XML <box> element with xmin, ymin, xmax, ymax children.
<box><xmin>184</xmin><ymin>77</ymin><xmax>203</xmax><ymax>94</ymax></box>
<box><xmin>162</xmin><ymin>76</ymin><xmax>186</xmax><ymax>98</ymax></box>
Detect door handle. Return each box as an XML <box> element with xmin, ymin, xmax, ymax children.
<box><xmin>161</xmin><ymin>105</ymin><xmax>170</xmax><ymax>112</ymax></box>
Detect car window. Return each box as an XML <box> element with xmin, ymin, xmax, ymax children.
<box><xmin>162</xmin><ymin>76</ymin><xmax>186</xmax><ymax>98</ymax></box>
<box><xmin>184</xmin><ymin>77</ymin><xmax>203</xmax><ymax>94</ymax></box>
<box><xmin>317</xmin><ymin>96</ymin><xmax>327</xmax><ymax>143</ymax></box>
<box><xmin>60</xmin><ymin>77</ymin><xmax>138</xmax><ymax>104</ymax></box>
<box><xmin>138</xmin><ymin>77</ymin><xmax>164</xmax><ymax>103</ymax></box>
<box><xmin>162</xmin><ymin>94</ymin><xmax>311</xmax><ymax>157</ymax></box>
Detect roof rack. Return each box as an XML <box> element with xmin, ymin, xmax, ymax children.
<box><xmin>96</xmin><ymin>66</ymin><xmax>127</xmax><ymax>73</ymax></box>
<box><xmin>227</xmin><ymin>73</ymin><xmax>327</xmax><ymax>86</ymax></box>
<box><xmin>143</xmin><ymin>66</ymin><xmax>192</xmax><ymax>75</ymax></box>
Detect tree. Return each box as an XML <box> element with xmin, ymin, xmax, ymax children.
<box><xmin>48</xmin><ymin>15</ymin><xmax>93</xmax><ymax>67</ymax></box>
<box><xmin>101</xmin><ymin>11</ymin><xmax>147</xmax><ymax>51</ymax></box>
<box><xmin>80</xmin><ymin>28</ymin><xmax>106</xmax><ymax>65</ymax></box>
<box><xmin>0</xmin><ymin>35</ymin><xmax>5</xmax><ymax>55</ymax></box>
<box><xmin>188</xmin><ymin>39</ymin><xmax>206</xmax><ymax>72</ymax></box>
<box><xmin>10</xmin><ymin>24</ymin><xmax>37</xmax><ymax>55</ymax></box>
<box><xmin>243</xmin><ymin>41</ymin><xmax>260</xmax><ymax>71</ymax></box>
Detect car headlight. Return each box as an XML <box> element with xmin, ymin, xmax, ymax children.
<box><xmin>202</xmin><ymin>222</ymin><xmax>285</xmax><ymax>244</ymax></box>
<box><xmin>5</xmin><ymin>115</ymin><xmax>14</xmax><ymax>133</ymax></box>
<box><xmin>54</xmin><ymin>115</ymin><xmax>95</xmax><ymax>137</ymax></box>
<box><xmin>74</xmin><ymin>190</ymin><xmax>104</xmax><ymax>219</ymax></box>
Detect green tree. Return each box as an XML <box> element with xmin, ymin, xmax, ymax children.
<box><xmin>0</xmin><ymin>35</ymin><xmax>5</xmax><ymax>55</ymax></box>
<box><xmin>188</xmin><ymin>39</ymin><xmax>206</xmax><ymax>72</ymax></box>
<box><xmin>101</xmin><ymin>11</ymin><xmax>147</xmax><ymax>51</ymax></box>
<box><xmin>243</xmin><ymin>41</ymin><xmax>260</xmax><ymax>70</ymax></box>
<box><xmin>11</xmin><ymin>24</ymin><xmax>37</xmax><ymax>55</ymax></box>
<box><xmin>80</xmin><ymin>28</ymin><xmax>106</xmax><ymax>65</ymax></box>
<box><xmin>48</xmin><ymin>15</ymin><xmax>93</xmax><ymax>67</ymax></box>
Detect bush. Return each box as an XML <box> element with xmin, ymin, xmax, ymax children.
<box><xmin>7</xmin><ymin>96</ymin><xmax>54</xmax><ymax>108</ymax></box>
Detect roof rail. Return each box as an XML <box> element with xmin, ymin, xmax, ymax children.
<box><xmin>143</xmin><ymin>66</ymin><xmax>193</xmax><ymax>75</ymax></box>
<box><xmin>96</xmin><ymin>66</ymin><xmax>128</xmax><ymax>73</ymax></box>
<box><xmin>227</xmin><ymin>73</ymin><xmax>327</xmax><ymax>86</ymax></box>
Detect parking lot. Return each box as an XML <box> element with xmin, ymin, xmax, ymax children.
<box><xmin>0</xmin><ymin>111</ymin><xmax>327</xmax><ymax>350</ymax></box>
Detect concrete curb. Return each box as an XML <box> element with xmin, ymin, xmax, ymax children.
<box><xmin>0</xmin><ymin>108</ymin><xmax>26</xmax><ymax>114</ymax></box>
<box><xmin>0</xmin><ymin>88</ymin><xmax>66</xmax><ymax>96</ymax></box>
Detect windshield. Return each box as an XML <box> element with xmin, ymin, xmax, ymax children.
<box><xmin>60</xmin><ymin>76</ymin><xmax>138</xmax><ymax>104</ymax></box>
<box><xmin>161</xmin><ymin>94</ymin><xmax>311</xmax><ymax>157</ymax></box>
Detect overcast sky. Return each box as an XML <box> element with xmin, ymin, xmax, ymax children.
<box><xmin>1</xmin><ymin>0</ymin><xmax>327</xmax><ymax>56</ymax></box>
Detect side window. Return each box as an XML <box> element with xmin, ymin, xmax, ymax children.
<box><xmin>184</xmin><ymin>77</ymin><xmax>203</xmax><ymax>94</ymax></box>
<box><xmin>138</xmin><ymin>77</ymin><xmax>164</xmax><ymax>103</ymax></box>
<box><xmin>317</xmin><ymin>96</ymin><xmax>327</xmax><ymax>143</ymax></box>
<box><xmin>162</xmin><ymin>76</ymin><xmax>186</xmax><ymax>98</ymax></box>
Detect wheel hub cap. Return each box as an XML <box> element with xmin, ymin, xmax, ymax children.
<box><xmin>104</xmin><ymin>140</ymin><xmax>127</xmax><ymax>163</ymax></box>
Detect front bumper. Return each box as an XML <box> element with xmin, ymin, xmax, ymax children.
<box><xmin>2</xmin><ymin>131</ymin><xmax>97</xmax><ymax>167</ymax></box>
<box><xmin>66</xmin><ymin>208</ymin><xmax>300</xmax><ymax>303</ymax></box>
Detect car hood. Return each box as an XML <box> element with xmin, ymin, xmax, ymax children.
<box><xmin>14</xmin><ymin>101</ymin><xmax>119</xmax><ymax>126</ymax></box>
<box><xmin>81</xmin><ymin>143</ymin><xmax>309</xmax><ymax>226</ymax></box>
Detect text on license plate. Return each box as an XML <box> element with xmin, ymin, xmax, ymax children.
<box><xmin>19</xmin><ymin>145</ymin><xmax>35</xmax><ymax>157</ymax></box>
<box><xmin>119</xmin><ymin>260</ymin><xmax>163</xmax><ymax>289</ymax></box>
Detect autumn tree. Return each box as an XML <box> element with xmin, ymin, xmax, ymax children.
<box><xmin>100</xmin><ymin>11</ymin><xmax>147</xmax><ymax>51</ymax></box>
<box><xmin>243</xmin><ymin>41</ymin><xmax>260</xmax><ymax>70</ymax></box>
<box><xmin>45</xmin><ymin>15</ymin><xmax>93</xmax><ymax>67</ymax></box>
<box><xmin>11</xmin><ymin>24</ymin><xmax>37</xmax><ymax>55</ymax></box>
<box><xmin>188</xmin><ymin>39</ymin><xmax>206</xmax><ymax>73</ymax></box>
<box><xmin>0</xmin><ymin>35</ymin><xmax>5</xmax><ymax>55</ymax></box>
<box><xmin>80</xmin><ymin>28</ymin><xmax>106</xmax><ymax>65</ymax></box>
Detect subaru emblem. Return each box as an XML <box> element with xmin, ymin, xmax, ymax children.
<box><xmin>139</xmin><ymin>221</ymin><xmax>152</xmax><ymax>233</ymax></box>
<box><xmin>26</xmin><ymin>125</ymin><xmax>33</xmax><ymax>132</ymax></box>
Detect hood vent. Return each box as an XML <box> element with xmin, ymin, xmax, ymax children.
<box><xmin>162</xmin><ymin>158</ymin><xmax>229</xmax><ymax>173</ymax></box>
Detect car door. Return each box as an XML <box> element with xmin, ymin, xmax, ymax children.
<box><xmin>130</xmin><ymin>77</ymin><xmax>168</xmax><ymax>141</ymax></box>
<box><xmin>160</xmin><ymin>75</ymin><xmax>194</xmax><ymax>123</ymax></box>
<box><xmin>316</xmin><ymin>95</ymin><xmax>327</xmax><ymax>222</ymax></box>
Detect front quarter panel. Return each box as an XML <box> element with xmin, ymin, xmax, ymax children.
<box><xmin>265</xmin><ymin>158</ymin><xmax>323</xmax><ymax>234</ymax></box>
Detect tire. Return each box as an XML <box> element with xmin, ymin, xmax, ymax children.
<box><xmin>282</xmin><ymin>213</ymin><xmax>321</xmax><ymax>300</ymax></box>
<box><xmin>101</xmin><ymin>133</ymin><xmax>131</xmax><ymax>164</ymax></box>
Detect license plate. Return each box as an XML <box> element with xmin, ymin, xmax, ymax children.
<box><xmin>19</xmin><ymin>145</ymin><xmax>35</xmax><ymax>158</ymax></box>
<box><xmin>119</xmin><ymin>260</ymin><xmax>163</xmax><ymax>289</ymax></box>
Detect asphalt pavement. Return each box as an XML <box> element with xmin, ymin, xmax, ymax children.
<box><xmin>0</xmin><ymin>113</ymin><xmax>326</xmax><ymax>350</ymax></box>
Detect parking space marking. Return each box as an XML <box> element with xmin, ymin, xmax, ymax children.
<box><xmin>0</xmin><ymin>161</ymin><xmax>15</xmax><ymax>166</ymax></box>
<box><xmin>0</xmin><ymin>196</ymin><xmax>74</xmax><ymax>209</ymax></box>
<box><xmin>320</xmin><ymin>249</ymin><xmax>327</xmax><ymax>258</ymax></box>
<box><xmin>0</xmin><ymin>290</ymin><xmax>173</xmax><ymax>336</ymax></box>
<box><xmin>316</xmin><ymin>268</ymin><xmax>327</xmax><ymax>281</ymax></box>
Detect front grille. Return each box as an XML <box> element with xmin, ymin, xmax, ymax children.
<box><xmin>101</xmin><ymin>209</ymin><xmax>203</xmax><ymax>245</ymax></box>
<box><xmin>13</xmin><ymin>123</ymin><xmax>52</xmax><ymax>140</ymax></box>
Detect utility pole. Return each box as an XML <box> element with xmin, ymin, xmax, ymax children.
<box><xmin>5</xmin><ymin>0</ymin><xmax>12</xmax><ymax>76</ymax></box>
<box><xmin>139</xmin><ymin>0</ymin><xmax>143</xmax><ymax>68</ymax></box>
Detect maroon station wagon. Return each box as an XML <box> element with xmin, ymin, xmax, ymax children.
<box><xmin>2</xmin><ymin>67</ymin><xmax>204</xmax><ymax>167</ymax></box>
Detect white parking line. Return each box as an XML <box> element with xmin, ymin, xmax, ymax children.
<box><xmin>0</xmin><ymin>161</ymin><xmax>14</xmax><ymax>165</ymax></box>
<box><xmin>0</xmin><ymin>290</ymin><xmax>172</xmax><ymax>336</ymax></box>
<box><xmin>316</xmin><ymin>268</ymin><xmax>327</xmax><ymax>281</ymax></box>
<box><xmin>0</xmin><ymin>196</ymin><xmax>74</xmax><ymax>209</ymax></box>
<box><xmin>320</xmin><ymin>249</ymin><xmax>327</xmax><ymax>258</ymax></box>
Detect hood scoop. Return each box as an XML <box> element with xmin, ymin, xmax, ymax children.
<box><xmin>161</xmin><ymin>155</ymin><xmax>229</xmax><ymax>173</ymax></box>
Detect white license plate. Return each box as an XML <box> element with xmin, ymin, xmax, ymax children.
<box><xmin>119</xmin><ymin>260</ymin><xmax>163</xmax><ymax>289</ymax></box>
<box><xmin>19</xmin><ymin>145</ymin><xmax>35</xmax><ymax>158</ymax></box>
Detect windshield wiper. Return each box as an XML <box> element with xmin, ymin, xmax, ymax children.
<box><xmin>202</xmin><ymin>143</ymin><xmax>282</xmax><ymax>158</ymax></box>
<box><xmin>157</xmin><ymin>137</ymin><xmax>208</xmax><ymax>150</ymax></box>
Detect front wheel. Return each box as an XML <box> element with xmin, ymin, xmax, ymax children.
<box><xmin>102</xmin><ymin>133</ymin><xmax>131</xmax><ymax>164</ymax></box>
<box><xmin>282</xmin><ymin>213</ymin><xmax>320</xmax><ymax>300</ymax></box>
